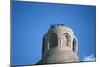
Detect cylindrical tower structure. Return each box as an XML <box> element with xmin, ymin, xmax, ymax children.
<box><xmin>37</xmin><ymin>24</ymin><xmax>79</xmax><ymax>64</ymax></box>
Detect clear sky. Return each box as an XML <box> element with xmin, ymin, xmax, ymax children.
<box><xmin>11</xmin><ymin>1</ymin><xmax>96</xmax><ymax>65</ymax></box>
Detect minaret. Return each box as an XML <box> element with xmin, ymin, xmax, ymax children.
<box><xmin>37</xmin><ymin>24</ymin><xmax>79</xmax><ymax>64</ymax></box>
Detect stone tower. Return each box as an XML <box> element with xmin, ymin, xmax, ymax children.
<box><xmin>37</xmin><ymin>24</ymin><xmax>79</xmax><ymax>64</ymax></box>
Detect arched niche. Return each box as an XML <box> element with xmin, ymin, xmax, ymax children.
<box><xmin>49</xmin><ymin>33</ymin><xmax>58</xmax><ymax>49</ymax></box>
<box><xmin>64</xmin><ymin>33</ymin><xmax>71</xmax><ymax>47</ymax></box>
<box><xmin>42</xmin><ymin>38</ymin><xmax>46</xmax><ymax>54</ymax></box>
<box><xmin>73</xmin><ymin>38</ymin><xmax>77</xmax><ymax>52</ymax></box>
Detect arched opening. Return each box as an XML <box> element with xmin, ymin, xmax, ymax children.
<box><xmin>49</xmin><ymin>33</ymin><xmax>58</xmax><ymax>49</ymax></box>
<box><xmin>42</xmin><ymin>38</ymin><xmax>46</xmax><ymax>53</ymax></box>
<box><xmin>64</xmin><ymin>33</ymin><xmax>71</xmax><ymax>47</ymax></box>
<box><xmin>73</xmin><ymin>38</ymin><xmax>76</xmax><ymax>51</ymax></box>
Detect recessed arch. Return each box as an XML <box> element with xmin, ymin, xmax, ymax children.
<box><xmin>42</xmin><ymin>38</ymin><xmax>46</xmax><ymax>53</ymax></box>
<box><xmin>73</xmin><ymin>38</ymin><xmax>77</xmax><ymax>51</ymax></box>
<box><xmin>64</xmin><ymin>33</ymin><xmax>71</xmax><ymax>47</ymax></box>
<box><xmin>49</xmin><ymin>33</ymin><xmax>58</xmax><ymax>49</ymax></box>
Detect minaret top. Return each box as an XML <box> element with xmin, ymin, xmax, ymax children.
<box><xmin>49</xmin><ymin>24</ymin><xmax>74</xmax><ymax>35</ymax></box>
<box><xmin>37</xmin><ymin>24</ymin><xmax>79</xmax><ymax>64</ymax></box>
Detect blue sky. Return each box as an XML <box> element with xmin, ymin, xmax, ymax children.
<box><xmin>11</xmin><ymin>1</ymin><xmax>96</xmax><ymax>65</ymax></box>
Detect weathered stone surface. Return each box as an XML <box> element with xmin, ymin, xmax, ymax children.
<box><xmin>37</xmin><ymin>24</ymin><xmax>79</xmax><ymax>64</ymax></box>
